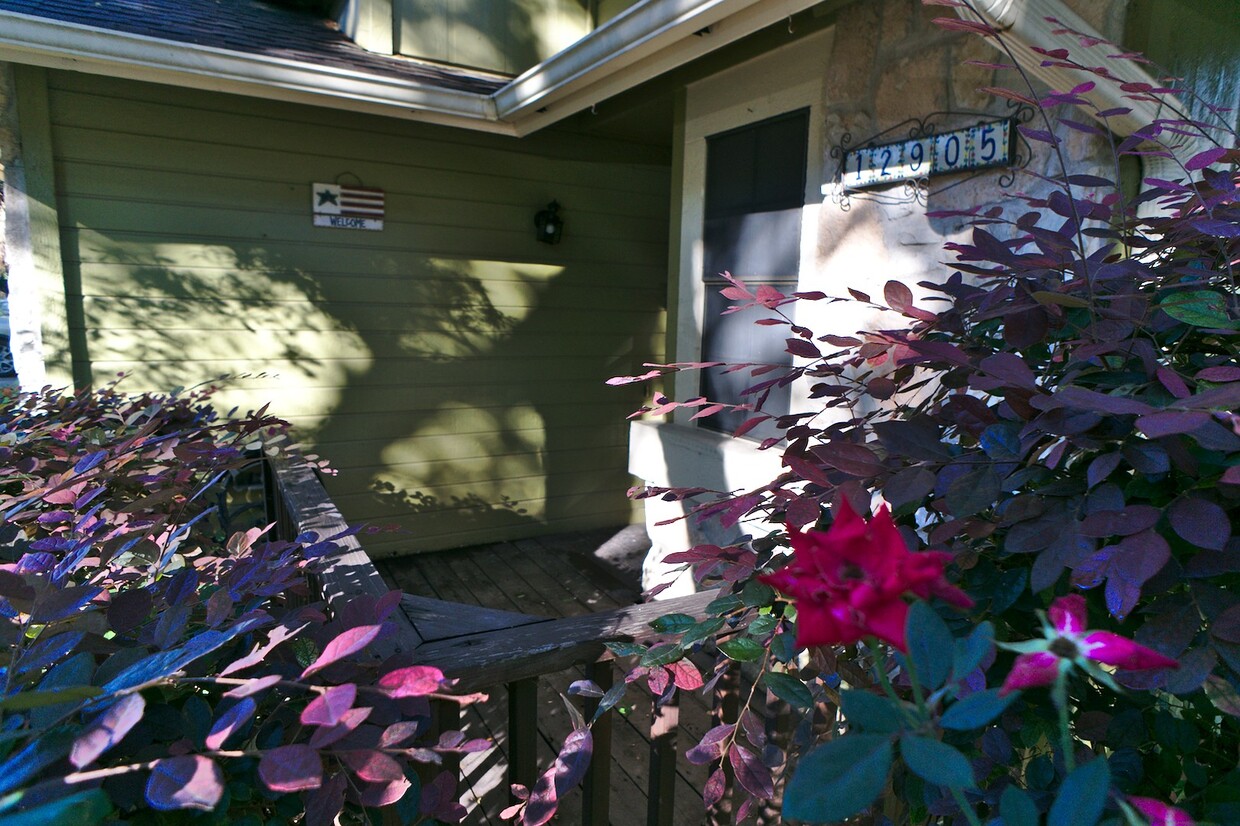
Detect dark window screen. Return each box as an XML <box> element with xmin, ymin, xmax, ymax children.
<box><xmin>700</xmin><ymin>109</ymin><xmax>808</xmax><ymax>435</ymax></box>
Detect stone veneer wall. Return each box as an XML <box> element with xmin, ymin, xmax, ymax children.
<box><xmin>791</xmin><ymin>0</ymin><xmax>1131</xmax><ymax>400</ymax></box>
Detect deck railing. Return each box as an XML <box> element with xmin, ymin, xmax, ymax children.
<box><xmin>264</xmin><ymin>451</ymin><xmax>728</xmax><ymax>825</ymax></box>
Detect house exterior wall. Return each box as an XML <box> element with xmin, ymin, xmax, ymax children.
<box><xmin>394</xmin><ymin>0</ymin><xmax>644</xmax><ymax>75</ymax></box>
<box><xmin>632</xmin><ymin>0</ymin><xmax>1128</xmax><ymax>593</ymax></box>
<box><xmin>32</xmin><ymin>69</ymin><xmax>670</xmax><ymax>556</ymax></box>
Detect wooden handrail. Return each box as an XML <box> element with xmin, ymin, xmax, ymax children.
<box><xmin>266</xmin><ymin>452</ymin><xmax>723</xmax><ymax>825</ymax></box>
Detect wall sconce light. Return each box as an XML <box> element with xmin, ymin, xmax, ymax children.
<box><xmin>534</xmin><ymin>200</ymin><xmax>564</xmax><ymax>244</ymax></box>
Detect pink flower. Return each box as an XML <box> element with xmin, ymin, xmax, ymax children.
<box><xmin>1001</xmin><ymin>594</ymin><xmax>1178</xmax><ymax>695</ymax></box>
<box><xmin>1129</xmin><ymin>796</ymin><xmax>1195</xmax><ymax>826</ymax></box>
<box><xmin>759</xmin><ymin>498</ymin><xmax>972</xmax><ymax>652</ymax></box>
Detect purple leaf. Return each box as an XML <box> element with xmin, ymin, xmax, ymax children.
<box><xmin>1050</xmin><ymin>386</ymin><xmax>1154</xmax><ymax>416</ymax></box>
<box><xmin>307</xmin><ymin>706</ymin><xmax>372</xmax><ymax>749</ymax></box>
<box><xmin>1137</xmin><ymin>411</ymin><xmax>1212</xmax><ymax>438</ymax></box>
<box><xmin>358</xmin><ymin>775</ymin><xmax>414</xmax><ymax>808</ymax></box>
<box><xmin>73</xmin><ymin>450</ymin><xmax>109</xmax><ymax>474</ymax></box>
<box><xmin>379</xmin><ymin>721</ymin><xmax>421</xmax><ymax>749</ymax></box>
<box><xmin>420</xmin><ymin>771</ymin><xmax>464</xmax><ymax>821</ymax></box>
<box><xmin>1185</xmin><ymin>147</ymin><xmax>1228</xmax><ymax>170</ymax></box>
<box><xmin>567</xmin><ymin>680</ymin><xmax>604</xmax><ymax>698</ymax></box>
<box><xmin>146</xmin><ymin>756</ymin><xmax>224</xmax><ymax>812</ymax></box>
<box><xmin>71</xmin><ymin>694</ymin><xmax>145</xmax><ymax>768</ymax></box>
<box><xmin>809</xmin><ymin>442</ymin><xmax>883</xmax><ymax>477</ymax></box>
<box><xmin>703</xmin><ymin>767</ymin><xmax>726</xmax><ymax>809</ymax></box>
<box><xmin>378</xmin><ymin>665</ymin><xmax>446</xmax><ymax>698</ymax></box>
<box><xmin>1156</xmin><ymin>367</ymin><xmax>1192</xmax><ymax>399</ymax></box>
<box><xmin>205</xmin><ymin>698</ymin><xmax>256</xmax><ymax>750</ymax></box>
<box><xmin>1196</xmin><ymin>366</ymin><xmax>1240</xmax><ymax>382</ymax></box>
<box><xmin>1168</xmin><ymin>497</ymin><xmax>1231</xmax><ymax>551</ymax></box>
<box><xmin>340</xmin><ymin>749</ymin><xmax>405</xmax><ymax>784</ymax></box>
<box><xmin>1086</xmin><ymin>453</ymin><xmax>1121</xmax><ymax>489</ymax></box>
<box><xmin>301</xmin><ymin>624</ymin><xmax>383</xmax><ymax>678</ymax></box>
<box><xmin>17</xmin><ymin>631</ymin><xmax>85</xmax><ymax>675</ymax></box>
<box><xmin>686</xmin><ymin>724</ymin><xmax>734</xmax><ymax>765</ymax></box>
<box><xmin>259</xmin><ymin>744</ymin><xmax>322</xmax><ymax>793</ymax></box>
<box><xmin>106</xmin><ymin>589</ymin><xmax>153</xmax><ymax>635</ymax></box>
<box><xmin>779</xmin><ymin>335</ymin><xmax>821</xmax><ymax>361</ymax></box>
<box><xmin>1072</xmin><ymin>529</ymin><xmax>1170</xmax><ymax>620</ymax></box>
<box><xmin>729</xmin><ymin>744</ymin><xmax>774</xmax><ymax>798</ymax></box>
<box><xmin>301</xmin><ymin>683</ymin><xmax>357</xmax><ymax>727</ymax></box>
<box><xmin>31</xmin><ymin>586</ymin><xmax>102</xmax><ymax>623</ymax></box>
<box><xmin>303</xmin><ymin>773</ymin><xmax>347</xmax><ymax>826</ymax></box>
<box><xmin>223</xmin><ymin>674</ymin><xmax>282</xmax><ymax>698</ymax></box>
<box><xmin>1079</xmin><ymin>506</ymin><xmax>1161</xmax><ymax>538</ymax></box>
<box><xmin>523</xmin><ymin>728</ymin><xmax>593</xmax><ymax>826</ymax></box>
<box><xmin>221</xmin><ymin>618</ymin><xmax>309</xmax><ymax>676</ymax></box>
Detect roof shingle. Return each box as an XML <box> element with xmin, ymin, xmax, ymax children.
<box><xmin>0</xmin><ymin>0</ymin><xmax>507</xmax><ymax>94</ymax></box>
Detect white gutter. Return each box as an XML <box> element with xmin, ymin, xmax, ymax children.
<box><xmin>496</xmin><ymin>0</ymin><xmax>819</xmax><ymax>123</ymax></box>
<box><xmin>507</xmin><ymin>0</ymin><xmax>824</xmax><ymax>136</ymax></box>
<box><xmin>0</xmin><ymin>10</ymin><xmax>513</xmax><ymax>134</ymax></box>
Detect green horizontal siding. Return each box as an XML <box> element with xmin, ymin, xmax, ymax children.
<box><xmin>46</xmin><ymin>72</ymin><xmax>670</xmax><ymax>554</ymax></box>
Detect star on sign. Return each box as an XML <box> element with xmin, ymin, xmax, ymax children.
<box><xmin>317</xmin><ymin>189</ymin><xmax>339</xmax><ymax>206</ymax></box>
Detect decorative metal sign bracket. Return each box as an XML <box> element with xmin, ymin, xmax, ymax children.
<box><xmin>824</xmin><ymin>102</ymin><xmax>1035</xmax><ymax>210</ymax></box>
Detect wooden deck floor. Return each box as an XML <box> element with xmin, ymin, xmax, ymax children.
<box><xmin>378</xmin><ymin>528</ymin><xmax>719</xmax><ymax>826</ymax></box>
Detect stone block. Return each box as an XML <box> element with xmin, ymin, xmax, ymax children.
<box><xmin>950</xmin><ymin>34</ymin><xmax>999</xmax><ymax>112</ymax></box>
<box><xmin>824</xmin><ymin>1</ymin><xmax>881</xmax><ymax>105</ymax></box>
<box><xmin>875</xmin><ymin>46</ymin><xmax>949</xmax><ymax>126</ymax></box>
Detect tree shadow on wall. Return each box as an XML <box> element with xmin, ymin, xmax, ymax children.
<box><xmin>72</xmin><ymin>234</ymin><xmax>663</xmax><ymax>555</ymax></box>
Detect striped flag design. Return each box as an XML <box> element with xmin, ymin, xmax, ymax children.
<box><xmin>312</xmin><ymin>183</ymin><xmax>385</xmax><ymax>218</ymax></box>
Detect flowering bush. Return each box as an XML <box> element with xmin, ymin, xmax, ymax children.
<box><xmin>600</xmin><ymin>6</ymin><xmax>1240</xmax><ymax>825</ymax></box>
<box><xmin>0</xmin><ymin>385</ymin><xmax>481</xmax><ymax>824</ymax></box>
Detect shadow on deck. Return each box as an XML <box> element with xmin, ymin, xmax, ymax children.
<box><xmin>377</xmin><ymin>528</ymin><xmax>719</xmax><ymax>826</ymax></box>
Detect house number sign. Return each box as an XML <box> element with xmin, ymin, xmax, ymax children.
<box><xmin>841</xmin><ymin>118</ymin><xmax>1015</xmax><ymax>190</ymax></box>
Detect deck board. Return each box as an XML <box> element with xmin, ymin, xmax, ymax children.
<box><xmin>378</xmin><ymin>527</ymin><xmax>719</xmax><ymax>826</ymax></box>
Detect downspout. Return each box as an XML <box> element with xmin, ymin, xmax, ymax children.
<box><xmin>958</xmin><ymin>0</ymin><xmax>1200</xmax><ymax>206</ymax></box>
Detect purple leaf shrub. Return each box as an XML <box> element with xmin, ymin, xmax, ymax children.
<box><xmin>0</xmin><ymin>384</ymin><xmax>481</xmax><ymax>823</ymax></box>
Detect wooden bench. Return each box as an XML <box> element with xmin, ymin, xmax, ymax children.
<box><xmin>266</xmin><ymin>453</ymin><xmax>721</xmax><ymax>825</ymax></box>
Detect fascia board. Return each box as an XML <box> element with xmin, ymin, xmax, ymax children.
<box><xmin>508</xmin><ymin>0</ymin><xmax>824</xmax><ymax>136</ymax></box>
<box><xmin>0</xmin><ymin>10</ymin><xmax>513</xmax><ymax>133</ymax></box>
<box><xmin>496</xmin><ymin>0</ymin><xmax>765</xmax><ymax>121</ymax></box>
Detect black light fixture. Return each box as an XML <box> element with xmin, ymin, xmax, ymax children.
<box><xmin>534</xmin><ymin>200</ymin><xmax>564</xmax><ymax>244</ymax></box>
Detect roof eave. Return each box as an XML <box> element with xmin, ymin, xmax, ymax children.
<box><xmin>0</xmin><ymin>10</ymin><xmax>513</xmax><ymax>134</ymax></box>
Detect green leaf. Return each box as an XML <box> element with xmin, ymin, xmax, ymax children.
<box><xmin>718</xmin><ymin>638</ymin><xmax>764</xmax><ymax>662</ymax></box>
<box><xmin>1159</xmin><ymin>290</ymin><xmax>1232</xmax><ymax>328</ymax></box>
<box><xmin>951</xmin><ymin>622</ymin><xmax>994</xmax><ymax>686</ymax></box>
<box><xmin>840</xmin><ymin>690</ymin><xmax>906</xmax><ymax>733</ymax></box>
<box><xmin>747</xmin><ymin>615</ymin><xmax>778</xmax><ymax>637</ymax></box>
<box><xmin>1048</xmin><ymin>759</ymin><xmax>1110</xmax><ymax>826</ymax></box>
<box><xmin>900</xmin><ymin>734</ymin><xmax>975</xmax><ymax>790</ymax></box>
<box><xmin>0</xmin><ymin>790</ymin><xmax>110</xmax><ymax>826</ymax></box>
<box><xmin>1204</xmin><ymin>675</ymin><xmax>1240</xmax><ymax>717</ymax></box>
<box><xmin>640</xmin><ymin>643</ymin><xmax>683</xmax><ymax>667</ymax></box>
<box><xmin>741</xmin><ymin>580</ymin><xmax>777</xmax><ymax>607</ymax></box>
<box><xmin>705</xmin><ymin>594</ymin><xmax>744</xmax><ymax>615</ymax></box>
<box><xmin>765</xmin><ymin>672</ymin><xmax>813</xmax><ymax>709</ymax></box>
<box><xmin>940</xmin><ymin>688</ymin><xmax>1015</xmax><ymax>730</ymax></box>
<box><xmin>681</xmin><ymin>618</ymin><xmax>725</xmax><ymax>647</ymax></box>
<box><xmin>906</xmin><ymin>602</ymin><xmax>953</xmax><ymax>690</ymax></box>
<box><xmin>650</xmin><ymin>613</ymin><xmax>697</xmax><ymax>634</ymax></box>
<box><xmin>605</xmin><ymin>642</ymin><xmax>647</xmax><ymax>658</ymax></box>
<box><xmin>783</xmin><ymin>734</ymin><xmax>892</xmax><ymax>823</ymax></box>
<box><xmin>0</xmin><ymin>685</ymin><xmax>101</xmax><ymax>711</ymax></box>
<box><xmin>999</xmin><ymin>786</ymin><xmax>1039</xmax><ymax>826</ymax></box>
<box><xmin>770</xmin><ymin>630</ymin><xmax>797</xmax><ymax>663</ymax></box>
